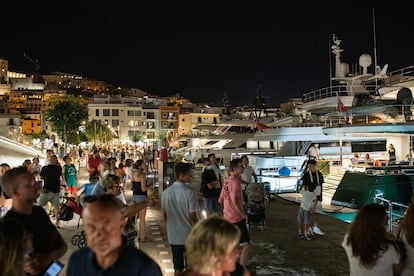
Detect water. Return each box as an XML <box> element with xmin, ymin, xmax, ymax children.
<box><xmin>322</xmin><ymin>211</ymin><xmax>356</xmax><ymax>223</ymax></box>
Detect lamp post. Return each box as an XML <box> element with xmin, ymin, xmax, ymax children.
<box><xmin>93</xmin><ymin>120</ymin><xmax>97</xmax><ymax>146</ymax></box>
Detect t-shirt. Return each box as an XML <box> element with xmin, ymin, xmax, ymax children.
<box><xmin>161</xmin><ymin>181</ymin><xmax>199</xmax><ymax>245</ymax></box>
<box><xmin>342</xmin><ymin>234</ymin><xmax>400</xmax><ymax>276</ymax></box>
<box><xmin>4</xmin><ymin>205</ymin><xmax>59</xmax><ymax>255</ymax></box>
<box><xmin>200</xmin><ymin>168</ymin><xmax>220</xmax><ymax>198</ymax></box>
<box><xmin>301</xmin><ymin>170</ymin><xmax>324</xmax><ymax>201</ymax></box>
<box><xmin>299</xmin><ymin>188</ymin><xmax>316</xmax><ymax>211</ymax></box>
<box><xmin>67</xmin><ymin>236</ymin><xmax>162</xmax><ymax>276</ymax></box>
<box><xmin>64</xmin><ymin>164</ymin><xmax>77</xmax><ymax>187</ymax></box>
<box><xmin>240</xmin><ymin>165</ymin><xmax>255</xmax><ymax>190</ymax></box>
<box><xmin>220</xmin><ymin>175</ymin><xmax>244</xmax><ymax>224</ymax></box>
<box><xmin>40</xmin><ymin>164</ymin><xmax>62</xmax><ymax>193</ymax></box>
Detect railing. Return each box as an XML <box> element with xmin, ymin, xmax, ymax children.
<box><xmin>302</xmin><ymin>85</ymin><xmax>378</xmax><ymax>103</ymax></box>
<box><xmin>324</xmin><ymin>104</ymin><xmax>414</xmax><ymax>127</ymax></box>
<box><xmin>374</xmin><ymin>193</ymin><xmax>408</xmax><ymax>233</ymax></box>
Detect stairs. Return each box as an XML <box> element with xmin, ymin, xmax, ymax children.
<box><xmin>322</xmin><ymin>165</ymin><xmax>345</xmax><ymax>199</ymax></box>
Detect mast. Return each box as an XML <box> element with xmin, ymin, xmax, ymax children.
<box><xmin>372</xmin><ymin>8</ymin><xmax>378</xmax><ymax>90</ymax></box>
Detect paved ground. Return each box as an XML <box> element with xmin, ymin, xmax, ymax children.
<box><xmin>57</xmin><ymin>166</ymin><xmax>351</xmax><ymax>276</ymax></box>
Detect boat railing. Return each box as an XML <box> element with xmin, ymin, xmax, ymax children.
<box><xmin>324</xmin><ymin>104</ymin><xmax>413</xmax><ymax>127</ymax></box>
<box><xmin>302</xmin><ymin>85</ymin><xmax>377</xmax><ymax>103</ymax></box>
<box><xmin>385</xmin><ymin>65</ymin><xmax>414</xmax><ymax>85</ymax></box>
<box><xmin>374</xmin><ymin>193</ymin><xmax>408</xmax><ymax>233</ymax></box>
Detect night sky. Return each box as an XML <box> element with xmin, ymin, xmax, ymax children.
<box><xmin>2</xmin><ymin>1</ymin><xmax>412</xmax><ymax>107</ymax></box>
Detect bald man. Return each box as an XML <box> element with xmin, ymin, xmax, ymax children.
<box><xmin>67</xmin><ymin>194</ymin><xmax>162</xmax><ymax>275</ymax></box>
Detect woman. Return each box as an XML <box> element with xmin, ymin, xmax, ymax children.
<box><xmin>389</xmin><ymin>144</ymin><xmax>396</xmax><ymax>162</ymax></box>
<box><xmin>180</xmin><ymin>215</ymin><xmax>250</xmax><ymax>276</ymax></box>
<box><xmin>100</xmin><ymin>174</ymin><xmax>149</xmax><ymax>219</ymax></box>
<box><xmin>342</xmin><ymin>203</ymin><xmax>403</xmax><ymax>275</ymax></box>
<box><xmin>0</xmin><ymin>218</ymin><xmax>33</xmax><ymax>276</ymax></box>
<box><xmin>396</xmin><ymin>194</ymin><xmax>414</xmax><ymax>275</ymax></box>
<box><xmin>130</xmin><ymin>160</ymin><xmax>150</xmax><ymax>242</ymax></box>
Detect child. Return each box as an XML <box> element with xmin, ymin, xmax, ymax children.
<box><xmin>297</xmin><ymin>183</ymin><xmax>316</xmax><ymax>241</ymax></box>
<box><xmin>76</xmin><ymin>174</ymin><xmax>100</xmax><ymax>205</ymax></box>
<box><xmin>62</xmin><ymin>155</ymin><xmax>78</xmax><ymax>196</ymax></box>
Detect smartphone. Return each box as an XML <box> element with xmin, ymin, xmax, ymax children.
<box><xmin>44</xmin><ymin>260</ymin><xmax>64</xmax><ymax>276</ymax></box>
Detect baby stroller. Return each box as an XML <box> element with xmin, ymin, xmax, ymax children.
<box><xmin>245</xmin><ymin>182</ymin><xmax>266</xmax><ymax>230</ymax></box>
<box><xmin>71</xmin><ymin>216</ymin><xmax>138</xmax><ymax>248</ymax></box>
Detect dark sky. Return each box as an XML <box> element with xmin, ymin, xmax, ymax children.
<box><xmin>2</xmin><ymin>2</ymin><xmax>412</xmax><ymax>107</ymax></box>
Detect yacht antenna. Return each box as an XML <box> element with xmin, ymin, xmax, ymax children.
<box><xmin>372</xmin><ymin>8</ymin><xmax>378</xmax><ymax>90</ymax></box>
<box><xmin>329</xmin><ymin>34</ymin><xmax>333</xmax><ymax>89</ymax></box>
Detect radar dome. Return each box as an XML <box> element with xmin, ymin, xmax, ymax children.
<box><xmin>359</xmin><ymin>54</ymin><xmax>372</xmax><ymax>74</ymax></box>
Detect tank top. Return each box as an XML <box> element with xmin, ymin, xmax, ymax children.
<box><xmin>132</xmin><ymin>181</ymin><xmax>147</xmax><ymax>196</ymax></box>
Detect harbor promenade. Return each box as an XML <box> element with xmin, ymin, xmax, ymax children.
<box><xmin>57</xmin><ymin>165</ymin><xmax>351</xmax><ymax>276</ymax></box>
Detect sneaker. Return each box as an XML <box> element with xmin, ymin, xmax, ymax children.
<box><xmin>303</xmin><ymin>234</ymin><xmax>313</xmax><ymax>241</ymax></box>
<box><xmin>298</xmin><ymin>234</ymin><xmax>304</xmax><ymax>240</ymax></box>
<box><xmin>312</xmin><ymin>226</ymin><xmax>325</xmax><ymax>235</ymax></box>
<box><xmin>308</xmin><ymin>227</ymin><xmax>314</xmax><ymax>236</ymax></box>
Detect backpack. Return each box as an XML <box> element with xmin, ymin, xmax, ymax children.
<box><xmin>59</xmin><ymin>202</ymin><xmax>74</xmax><ymax>221</ymax></box>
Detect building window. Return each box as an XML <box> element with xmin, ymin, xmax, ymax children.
<box><xmin>112</xmin><ymin>119</ymin><xmax>119</xmax><ymax>127</ymax></box>
<box><xmin>198</xmin><ymin>117</ymin><xmax>202</xmax><ymax>123</ymax></box>
<box><xmin>147</xmin><ymin>112</ymin><xmax>155</xmax><ymax>119</ymax></box>
<box><xmin>112</xmin><ymin>109</ymin><xmax>119</xmax><ymax>116</ymax></box>
<box><xmin>135</xmin><ymin>110</ymin><xmax>141</xmax><ymax>116</ymax></box>
<box><xmin>127</xmin><ymin>110</ymin><xmax>134</xmax><ymax>116</ymax></box>
<box><xmin>95</xmin><ymin>109</ymin><xmax>100</xmax><ymax>116</ymax></box>
<box><xmin>103</xmin><ymin>109</ymin><xmax>110</xmax><ymax>116</ymax></box>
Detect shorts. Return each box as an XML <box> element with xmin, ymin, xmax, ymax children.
<box><xmin>297</xmin><ymin>207</ymin><xmax>311</xmax><ymax>224</ymax></box>
<box><xmin>312</xmin><ymin>200</ymin><xmax>323</xmax><ymax>214</ymax></box>
<box><xmin>234</xmin><ymin>220</ymin><xmax>250</xmax><ymax>245</ymax></box>
<box><xmin>65</xmin><ymin>185</ymin><xmax>77</xmax><ymax>194</ymax></box>
<box><xmin>170</xmin><ymin>244</ymin><xmax>186</xmax><ymax>270</ymax></box>
<box><xmin>37</xmin><ymin>192</ymin><xmax>60</xmax><ymax>207</ymax></box>
<box><xmin>132</xmin><ymin>194</ymin><xmax>148</xmax><ymax>203</ymax></box>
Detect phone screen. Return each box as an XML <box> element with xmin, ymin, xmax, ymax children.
<box><xmin>44</xmin><ymin>260</ymin><xmax>64</xmax><ymax>276</ymax></box>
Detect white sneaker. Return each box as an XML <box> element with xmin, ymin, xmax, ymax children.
<box><xmin>308</xmin><ymin>227</ymin><xmax>314</xmax><ymax>236</ymax></box>
<box><xmin>312</xmin><ymin>226</ymin><xmax>325</xmax><ymax>235</ymax></box>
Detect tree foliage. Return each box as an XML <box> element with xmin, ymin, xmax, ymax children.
<box><xmin>45</xmin><ymin>95</ymin><xmax>88</xmax><ymax>145</ymax></box>
<box><xmin>83</xmin><ymin>120</ymin><xmax>115</xmax><ymax>145</ymax></box>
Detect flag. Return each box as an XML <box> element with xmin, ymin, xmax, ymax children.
<box><xmin>337</xmin><ymin>98</ymin><xmax>347</xmax><ymax>112</ymax></box>
<box><xmin>255</xmin><ymin>119</ymin><xmax>270</xmax><ymax>132</ymax></box>
<box><xmin>337</xmin><ymin>98</ymin><xmax>350</xmax><ymax>124</ymax></box>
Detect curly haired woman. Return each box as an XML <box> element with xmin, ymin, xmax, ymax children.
<box><xmin>342</xmin><ymin>203</ymin><xmax>403</xmax><ymax>275</ymax></box>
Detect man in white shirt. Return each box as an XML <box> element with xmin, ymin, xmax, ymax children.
<box><xmin>240</xmin><ymin>155</ymin><xmax>258</xmax><ymax>202</ymax></box>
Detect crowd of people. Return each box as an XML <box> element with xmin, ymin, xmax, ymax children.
<box><xmin>4</xmin><ymin>143</ymin><xmax>414</xmax><ymax>275</ymax></box>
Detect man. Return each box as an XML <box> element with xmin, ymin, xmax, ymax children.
<box><xmin>161</xmin><ymin>162</ymin><xmax>199</xmax><ymax>275</ymax></box>
<box><xmin>308</xmin><ymin>144</ymin><xmax>320</xmax><ymax>160</ymax></box>
<box><xmin>200</xmin><ymin>158</ymin><xmax>221</xmax><ymax>215</ymax></box>
<box><xmin>0</xmin><ymin>163</ymin><xmax>11</xmax><ymax>214</ymax></box>
<box><xmin>88</xmin><ymin>149</ymin><xmax>101</xmax><ymax>176</ymax></box>
<box><xmin>300</xmin><ymin>159</ymin><xmax>325</xmax><ymax>236</ymax></box>
<box><xmin>240</xmin><ymin>155</ymin><xmax>258</xmax><ymax>203</ymax></box>
<box><xmin>2</xmin><ymin>166</ymin><xmax>68</xmax><ymax>275</ymax></box>
<box><xmin>66</xmin><ymin>194</ymin><xmax>162</xmax><ymax>275</ymax></box>
<box><xmin>38</xmin><ymin>154</ymin><xmax>63</xmax><ymax>228</ymax></box>
<box><xmin>219</xmin><ymin>158</ymin><xmax>252</xmax><ymax>269</ymax></box>
<box><xmin>208</xmin><ymin>153</ymin><xmax>223</xmax><ymax>189</ymax></box>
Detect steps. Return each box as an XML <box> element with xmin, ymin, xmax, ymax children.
<box><xmin>322</xmin><ymin>165</ymin><xmax>345</xmax><ymax>199</ymax></box>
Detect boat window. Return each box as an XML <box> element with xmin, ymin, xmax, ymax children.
<box><xmin>351</xmin><ymin>140</ymin><xmax>386</xmax><ymax>152</ymax></box>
